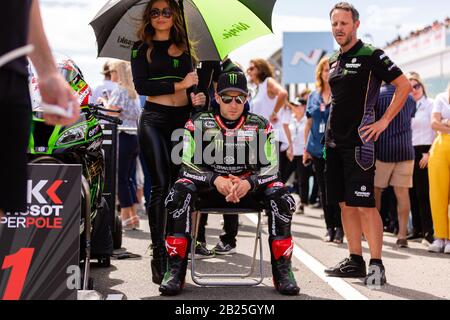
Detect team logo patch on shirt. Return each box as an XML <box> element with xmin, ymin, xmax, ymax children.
<box><xmin>242</xmin><ymin>125</ymin><xmax>259</xmax><ymax>131</ymax></box>
<box><xmin>204</xmin><ymin>120</ymin><xmax>216</xmax><ymax>128</ymax></box>
<box><xmin>224</xmin><ymin>156</ymin><xmax>235</xmax><ymax>165</ymax></box>
<box><xmin>238</xmin><ymin>131</ymin><xmax>255</xmax><ymax>137</ymax></box>
<box><xmin>345</xmin><ymin>58</ymin><xmax>362</xmax><ymax>69</ymax></box>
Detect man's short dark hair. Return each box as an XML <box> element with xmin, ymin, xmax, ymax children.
<box><xmin>330</xmin><ymin>2</ymin><xmax>360</xmax><ymax>22</ymax></box>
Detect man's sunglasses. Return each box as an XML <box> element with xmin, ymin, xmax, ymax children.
<box><xmin>220</xmin><ymin>95</ymin><xmax>247</xmax><ymax>104</ymax></box>
<box><xmin>412</xmin><ymin>83</ymin><xmax>422</xmax><ymax>91</ymax></box>
<box><xmin>150</xmin><ymin>7</ymin><xmax>173</xmax><ymax>19</ymax></box>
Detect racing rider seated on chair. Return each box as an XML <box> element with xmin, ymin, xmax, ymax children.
<box><xmin>159</xmin><ymin>71</ymin><xmax>300</xmax><ymax>296</ymax></box>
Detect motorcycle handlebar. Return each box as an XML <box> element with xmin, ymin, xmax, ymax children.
<box><xmin>87</xmin><ymin>103</ymin><xmax>122</xmax><ymax>114</ymax></box>
<box><xmin>96</xmin><ymin>106</ymin><xmax>122</xmax><ymax>114</ymax></box>
<box><xmin>96</xmin><ymin>113</ymin><xmax>123</xmax><ymax>125</ymax></box>
<box><xmin>88</xmin><ymin>103</ymin><xmax>103</xmax><ymax>108</ymax></box>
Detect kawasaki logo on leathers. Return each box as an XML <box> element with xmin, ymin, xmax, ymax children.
<box><xmin>27</xmin><ymin>180</ymin><xmax>65</xmax><ymax>204</ymax></box>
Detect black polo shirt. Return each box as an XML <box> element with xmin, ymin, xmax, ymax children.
<box><xmin>0</xmin><ymin>0</ymin><xmax>32</xmax><ymax>76</ymax></box>
<box><xmin>327</xmin><ymin>40</ymin><xmax>403</xmax><ymax>147</ymax></box>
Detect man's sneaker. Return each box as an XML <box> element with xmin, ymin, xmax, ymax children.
<box><xmin>189</xmin><ymin>242</ymin><xmax>214</xmax><ymax>260</ymax></box>
<box><xmin>325</xmin><ymin>257</ymin><xmax>366</xmax><ymax>278</ymax></box>
<box><xmin>333</xmin><ymin>228</ymin><xmax>344</xmax><ymax>244</ymax></box>
<box><xmin>428</xmin><ymin>239</ymin><xmax>445</xmax><ymax>253</ymax></box>
<box><xmin>444</xmin><ymin>240</ymin><xmax>450</xmax><ymax>254</ymax></box>
<box><xmin>214</xmin><ymin>241</ymin><xmax>236</xmax><ymax>255</ymax></box>
<box><xmin>364</xmin><ymin>263</ymin><xmax>387</xmax><ymax>288</ymax></box>
<box><xmin>395</xmin><ymin>238</ymin><xmax>408</xmax><ymax>248</ymax></box>
<box><xmin>311</xmin><ymin>202</ymin><xmax>322</xmax><ymax>209</ymax></box>
<box><xmin>295</xmin><ymin>203</ymin><xmax>305</xmax><ymax>215</ymax></box>
<box><xmin>383</xmin><ymin>222</ymin><xmax>398</xmax><ymax>235</ymax></box>
<box><xmin>421</xmin><ymin>232</ymin><xmax>434</xmax><ymax>247</ymax></box>
<box><xmin>407</xmin><ymin>232</ymin><xmax>423</xmax><ymax>241</ymax></box>
<box><xmin>323</xmin><ymin>228</ymin><xmax>335</xmax><ymax>242</ymax></box>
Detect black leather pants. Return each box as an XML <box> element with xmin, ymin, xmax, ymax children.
<box><xmin>138</xmin><ymin>101</ymin><xmax>191</xmax><ymax>283</ymax></box>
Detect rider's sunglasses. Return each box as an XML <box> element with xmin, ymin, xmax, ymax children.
<box><xmin>150</xmin><ymin>7</ymin><xmax>173</xmax><ymax>19</ymax></box>
<box><xmin>220</xmin><ymin>95</ymin><xmax>247</xmax><ymax>104</ymax></box>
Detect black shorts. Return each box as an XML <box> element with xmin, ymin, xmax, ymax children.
<box><xmin>325</xmin><ymin>143</ymin><xmax>375</xmax><ymax>208</ymax></box>
<box><xmin>0</xmin><ymin>71</ymin><xmax>31</xmax><ymax>212</ymax></box>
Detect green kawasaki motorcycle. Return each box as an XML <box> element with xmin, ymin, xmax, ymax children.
<box><xmin>28</xmin><ymin>57</ymin><xmax>122</xmax><ymax>288</ymax></box>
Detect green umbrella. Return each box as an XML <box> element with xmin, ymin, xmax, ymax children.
<box><xmin>89</xmin><ymin>0</ymin><xmax>277</xmax><ymax>62</ymax></box>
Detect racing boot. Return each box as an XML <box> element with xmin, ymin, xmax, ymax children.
<box><xmin>270</xmin><ymin>237</ymin><xmax>300</xmax><ymax>296</ymax></box>
<box><xmin>159</xmin><ymin>235</ymin><xmax>189</xmax><ymax>296</ymax></box>
<box><xmin>151</xmin><ymin>243</ymin><xmax>167</xmax><ymax>285</ymax></box>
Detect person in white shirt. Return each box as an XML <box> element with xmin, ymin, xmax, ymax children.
<box><xmin>104</xmin><ymin>61</ymin><xmax>142</xmax><ymax>231</ymax></box>
<box><xmin>428</xmin><ymin>85</ymin><xmax>450</xmax><ymax>254</ymax></box>
<box><xmin>284</xmin><ymin>98</ymin><xmax>314</xmax><ymax>214</ymax></box>
<box><xmin>247</xmin><ymin>58</ymin><xmax>293</xmax><ymax>181</ymax></box>
<box><xmin>89</xmin><ymin>61</ymin><xmax>118</xmax><ymax>104</ymax></box>
<box><xmin>407</xmin><ymin>73</ymin><xmax>435</xmax><ymax>245</ymax></box>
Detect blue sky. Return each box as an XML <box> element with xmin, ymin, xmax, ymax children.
<box><xmin>39</xmin><ymin>0</ymin><xmax>450</xmax><ymax>86</ymax></box>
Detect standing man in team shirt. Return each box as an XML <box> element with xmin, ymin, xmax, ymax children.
<box><xmin>323</xmin><ymin>2</ymin><xmax>412</xmax><ymax>286</ymax></box>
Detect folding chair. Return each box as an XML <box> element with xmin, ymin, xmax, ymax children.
<box><xmin>190</xmin><ymin>208</ymin><xmax>264</xmax><ymax>287</ymax></box>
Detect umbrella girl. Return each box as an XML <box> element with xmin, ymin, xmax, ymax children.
<box><xmin>131</xmin><ymin>0</ymin><xmax>205</xmax><ymax>285</ymax></box>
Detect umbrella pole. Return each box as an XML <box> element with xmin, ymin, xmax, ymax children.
<box><xmin>179</xmin><ymin>0</ymin><xmax>204</xmax><ymax>109</ymax></box>
<box><xmin>178</xmin><ymin>0</ymin><xmax>194</xmax><ymax>71</ymax></box>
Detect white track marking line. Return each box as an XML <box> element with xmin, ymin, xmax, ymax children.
<box><xmin>245</xmin><ymin>213</ymin><xmax>368</xmax><ymax>300</ymax></box>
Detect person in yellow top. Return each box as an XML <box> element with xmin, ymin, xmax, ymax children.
<box><xmin>428</xmin><ymin>85</ymin><xmax>450</xmax><ymax>254</ymax></box>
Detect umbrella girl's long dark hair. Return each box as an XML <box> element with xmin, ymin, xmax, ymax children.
<box><xmin>137</xmin><ymin>0</ymin><xmax>197</xmax><ymax>63</ymax></box>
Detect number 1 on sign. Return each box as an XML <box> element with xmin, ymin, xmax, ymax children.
<box><xmin>1</xmin><ymin>248</ymin><xmax>35</xmax><ymax>300</ymax></box>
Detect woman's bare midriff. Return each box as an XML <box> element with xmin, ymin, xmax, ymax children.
<box><xmin>146</xmin><ymin>89</ymin><xmax>189</xmax><ymax>107</ymax></box>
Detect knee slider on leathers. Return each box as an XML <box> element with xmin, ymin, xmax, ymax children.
<box><xmin>264</xmin><ymin>185</ymin><xmax>296</xmax><ymax>223</ymax></box>
<box><xmin>165</xmin><ymin>179</ymin><xmax>197</xmax><ymax>221</ymax></box>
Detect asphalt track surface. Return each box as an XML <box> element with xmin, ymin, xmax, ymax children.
<box><xmin>91</xmin><ymin>195</ymin><xmax>450</xmax><ymax>301</ymax></box>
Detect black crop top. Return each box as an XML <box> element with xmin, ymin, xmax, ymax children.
<box><xmin>131</xmin><ymin>40</ymin><xmax>192</xmax><ymax>97</ymax></box>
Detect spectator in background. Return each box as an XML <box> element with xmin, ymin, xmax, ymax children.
<box><xmin>297</xmin><ymin>88</ymin><xmax>311</xmax><ymax>103</ymax></box>
<box><xmin>428</xmin><ymin>85</ymin><xmax>450</xmax><ymax>254</ymax></box>
<box><xmin>300</xmin><ymin>87</ymin><xmax>320</xmax><ymax>209</ymax></box>
<box><xmin>407</xmin><ymin>72</ymin><xmax>435</xmax><ymax>245</ymax></box>
<box><xmin>379</xmin><ymin>187</ymin><xmax>398</xmax><ymax>234</ymax></box>
<box><xmin>309</xmin><ymin>170</ymin><xmax>320</xmax><ymax>208</ymax></box>
<box><xmin>304</xmin><ymin>57</ymin><xmax>343</xmax><ymax>243</ymax></box>
<box><xmin>106</xmin><ymin>61</ymin><xmax>142</xmax><ymax>230</ymax></box>
<box><xmin>298</xmin><ymin>91</ymin><xmax>320</xmax><ymax>208</ymax></box>
<box><xmin>374</xmin><ymin>83</ymin><xmax>416</xmax><ymax>248</ymax></box>
<box><xmin>285</xmin><ymin>98</ymin><xmax>313</xmax><ymax>214</ymax></box>
<box><xmin>247</xmin><ymin>58</ymin><xmax>293</xmax><ymax>181</ymax></box>
<box><xmin>90</xmin><ymin>60</ymin><xmax>118</xmax><ymax>104</ymax></box>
